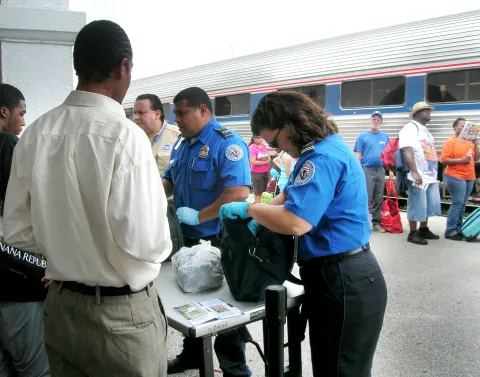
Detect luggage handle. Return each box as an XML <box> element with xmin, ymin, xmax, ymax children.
<box><xmin>386</xmin><ymin>177</ymin><xmax>399</xmax><ymax>201</ymax></box>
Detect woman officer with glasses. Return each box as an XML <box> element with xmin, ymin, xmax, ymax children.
<box><xmin>219</xmin><ymin>91</ymin><xmax>387</xmax><ymax>377</ymax></box>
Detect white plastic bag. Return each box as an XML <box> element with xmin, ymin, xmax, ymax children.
<box><xmin>171</xmin><ymin>240</ymin><xmax>224</xmax><ymax>293</ymax></box>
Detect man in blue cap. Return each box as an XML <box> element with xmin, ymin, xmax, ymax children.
<box><xmin>354</xmin><ymin>111</ymin><xmax>390</xmax><ymax>232</ymax></box>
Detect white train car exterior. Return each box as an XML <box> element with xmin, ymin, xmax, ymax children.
<box><xmin>123</xmin><ymin>10</ymin><xmax>480</xmax><ymax>154</ymax></box>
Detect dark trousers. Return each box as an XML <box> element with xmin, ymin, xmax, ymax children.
<box><xmin>363</xmin><ymin>166</ymin><xmax>386</xmax><ymax>224</ymax></box>
<box><xmin>181</xmin><ymin>235</ymin><xmax>251</xmax><ymax>377</ymax></box>
<box><xmin>300</xmin><ymin>248</ymin><xmax>387</xmax><ymax>377</ymax></box>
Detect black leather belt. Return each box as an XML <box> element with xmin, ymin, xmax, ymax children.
<box><xmin>299</xmin><ymin>243</ymin><xmax>370</xmax><ymax>266</ymax></box>
<box><xmin>61</xmin><ymin>281</ymin><xmax>152</xmax><ymax>296</ymax></box>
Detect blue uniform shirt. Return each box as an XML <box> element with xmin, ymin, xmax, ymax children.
<box><xmin>164</xmin><ymin>118</ymin><xmax>251</xmax><ymax>239</ymax></box>
<box><xmin>284</xmin><ymin>134</ymin><xmax>371</xmax><ymax>261</ymax></box>
<box><xmin>354</xmin><ymin>130</ymin><xmax>389</xmax><ymax>167</ymax></box>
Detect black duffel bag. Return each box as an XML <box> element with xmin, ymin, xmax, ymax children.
<box><xmin>165</xmin><ymin>199</ymin><xmax>184</xmax><ymax>261</ymax></box>
<box><xmin>220</xmin><ymin>218</ymin><xmax>302</xmax><ymax>302</ymax></box>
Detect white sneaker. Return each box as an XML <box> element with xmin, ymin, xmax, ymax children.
<box><xmin>372</xmin><ymin>223</ymin><xmax>386</xmax><ymax>233</ymax></box>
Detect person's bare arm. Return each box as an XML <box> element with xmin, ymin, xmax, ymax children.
<box><xmin>273</xmin><ymin>155</ymin><xmax>281</xmax><ymax>169</ymax></box>
<box><xmin>198</xmin><ymin>186</ymin><xmax>250</xmax><ymax>223</ymax></box>
<box><xmin>267</xmin><ymin>192</ymin><xmax>286</xmax><ymax>205</ymax></box>
<box><xmin>402</xmin><ymin>147</ymin><xmax>422</xmax><ymax>184</ymax></box>
<box><xmin>442</xmin><ymin>157</ymin><xmax>471</xmax><ymax>166</ymax></box>
<box><xmin>249</xmin><ymin>156</ymin><xmax>269</xmax><ymax>166</ymax></box>
<box><xmin>284</xmin><ymin>156</ymin><xmax>292</xmax><ymax>177</ymax></box>
<box><xmin>247</xmin><ymin>203</ymin><xmax>313</xmax><ymax>236</ymax></box>
<box><xmin>162</xmin><ymin>178</ymin><xmax>173</xmax><ymax>197</ymax></box>
<box><xmin>354</xmin><ymin>152</ymin><xmax>363</xmax><ymax>164</ymax></box>
<box><xmin>474</xmin><ymin>138</ymin><xmax>480</xmax><ymax>162</ymax></box>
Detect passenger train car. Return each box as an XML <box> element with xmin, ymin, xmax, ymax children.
<box><xmin>123</xmin><ymin>10</ymin><xmax>480</xmax><ymax>160</ymax></box>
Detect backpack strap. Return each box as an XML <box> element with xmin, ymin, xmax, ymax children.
<box><xmin>287</xmin><ymin>236</ymin><xmax>303</xmax><ymax>285</ymax></box>
<box><xmin>404</xmin><ymin>121</ymin><xmax>419</xmax><ymax>136</ymax></box>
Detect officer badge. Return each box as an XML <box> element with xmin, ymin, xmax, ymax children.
<box><xmin>199</xmin><ymin>145</ymin><xmax>210</xmax><ymax>159</ymax></box>
<box><xmin>162</xmin><ymin>144</ymin><xmax>172</xmax><ymax>152</ymax></box>
<box><xmin>294</xmin><ymin>160</ymin><xmax>315</xmax><ymax>185</ymax></box>
<box><xmin>225</xmin><ymin>144</ymin><xmax>244</xmax><ymax>161</ymax></box>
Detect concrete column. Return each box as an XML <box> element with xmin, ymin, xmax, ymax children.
<box><xmin>0</xmin><ymin>0</ymin><xmax>85</xmax><ymax>125</ymax></box>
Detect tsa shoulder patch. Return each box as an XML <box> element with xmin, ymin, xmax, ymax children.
<box><xmin>225</xmin><ymin>144</ymin><xmax>244</xmax><ymax>161</ymax></box>
<box><xmin>294</xmin><ymin>160</ymin><xmax>315</xmax><ymax>185</ymax></box>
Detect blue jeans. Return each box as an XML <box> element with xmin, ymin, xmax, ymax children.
<box><xmin>444</xmin><ymin>174</ymin><xmax>475</xmax><ymax>237</ymax></box>
<box><xmin>406</xmin><ymin>181</ymin><xmax>441</xmax><ymax>221</ymax></box>
<box><xmin>0</xmin><ymin>301</ymin><xmax>50</xmax><ymax>377</ymax></box>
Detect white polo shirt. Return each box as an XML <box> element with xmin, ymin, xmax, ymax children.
<box><xmin>2</xmin><ymin>90</ymin><xmax>172</xmax><ymax>290</ymax></box>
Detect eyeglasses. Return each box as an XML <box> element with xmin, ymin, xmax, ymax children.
<box><xmin>268</xmin><ymin>128</ymin><xmax>282</xmax><ymax>148</ymax></box>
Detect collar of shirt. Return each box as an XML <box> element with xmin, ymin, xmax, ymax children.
<box><xmin>151</xmin><ymin>122</ymin><xmax>168</xmax><ymax>147</ymax></box>
<box><xmin>190</xmin><ymin>118</ymin><xmax>218</xmax><ymax>147</ymax></box>
<box><xmin>63</xmin><ymin>90</ymin><xmax>126</xmax><ymax>118</ymax></box>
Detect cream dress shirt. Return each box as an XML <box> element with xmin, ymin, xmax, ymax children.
<box><xmin>2</xmin><ymin>91</ymin><xmax>172</xmax><ymax>290</ymax></box>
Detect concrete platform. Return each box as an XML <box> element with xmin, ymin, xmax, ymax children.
<box><xmin>164</xmin><ymin>213</ymin><xmax>480</xmax><ymax>377</ymax></box>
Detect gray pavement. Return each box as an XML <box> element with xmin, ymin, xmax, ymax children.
<box><xmin>165</xmin><ymin>213</ymin><xmax>480</xmax><ymax>377</ymax></box>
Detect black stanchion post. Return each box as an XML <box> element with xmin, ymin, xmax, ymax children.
<box><xmin>265</xmin><ymin>285</ymin><xmax>286</xmax><ymax>377</ymax></box>
<box><xmin>286</xmin><ymin>307</ymin><xmax>302</xmax><ymax>377</ymax></box>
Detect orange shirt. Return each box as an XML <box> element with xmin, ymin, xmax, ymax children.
<box><xmin>440</xmin><ymin>136</ymin><xmax>476</xmax><ymax>180</ymax></box>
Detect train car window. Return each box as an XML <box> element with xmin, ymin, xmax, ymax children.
<box><xmin>341</xmin><ymin>80</ymin><xmax>370</xmax><ymax>108</ymax></box>
<box><xmin>341</xmin><ymin>76</ymin><xmax>405</xmax><ymax>108</ymax></box>
<box><xmin>215</xmin><ymin>94</ymin><xmax>251</xmax><ymax>116</ymax></box>
<box><xmin>125</xmin><ymin>108</ymin><xmax>133</xmax><ymax>120</ymax></box>
<box><xmin>468</xmin><ymin>69</ymin><xmax>480</xmax><ymax>101</ymax></box>
<box><xmin>373</xmin><ymin>77</ymin><xmax>405</xmax><ymax>106</ymax></box>
<box><xmin>426</xmin><ymin>69</ymin><xmax>480</xmax><ymax>103</ymax></box>
<box><xmin>427</xmin><ymin>70</ymin><xmax>466</xmax><ymax>103</ymax></box>
<box><xmin>278</xmin><ymin>85</ymin><xmax>326</xmax><ymax>108</ymax></box>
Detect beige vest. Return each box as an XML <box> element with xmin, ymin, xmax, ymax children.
<box><xmin>151</xmin><ymin>123</ymin><xmax>181</xmax><ymax>176</ymax></box>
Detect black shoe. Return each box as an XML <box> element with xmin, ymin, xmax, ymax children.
<box><xmin>445</xmin><ymin>233</ymin><xmax>465</xmax><ymax>241</ymax></box>
<box><xmin>408</xmin><ymin>231</ymin><xmax>428</xmax><ymax>245</ymax></box>
<box><xmin>417</xmin><ymin>227</ymin><xmax>440</xmax><ymax>240</ymax></box>
<box><xmin>167</xmin><ymin>356</ymin><xmax>200</xmax><ymax>374</ymax></box>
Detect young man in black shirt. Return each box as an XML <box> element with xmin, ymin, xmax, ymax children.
<box><xmin>0</xmin><ymin>83</ymin><xmax>50</xmax><ymax>377</ymax></box>
<box><xmin>0</xmin><ymin>84</ymin><xmax>25</xmax><ymax>209</ymax></box>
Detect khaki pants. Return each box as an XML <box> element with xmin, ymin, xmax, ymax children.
<box><xmin>44</xmin><ymin>282</ymin><xmax>167</xmax><ymax>377</ymax></box>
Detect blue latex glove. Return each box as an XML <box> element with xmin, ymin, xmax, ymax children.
<box><xmin>176</xmin><ymin>207</ymin><xmax>200</xmax><ymax>225</ymax></box>
<box><xmin>247</xmin><ymin>220</ymin><xmax>260</xmax><ymax>237</ymax></box>
<box><xmin>219</xmin><ymin>202</ymin><xmax>249</xmax><ymax>221</ymax></box>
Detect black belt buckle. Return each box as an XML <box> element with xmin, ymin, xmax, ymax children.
<box><xmin>361</xmin><ymin>242</ymin><xmax>370</xmax><ymax>251</ymax></box>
